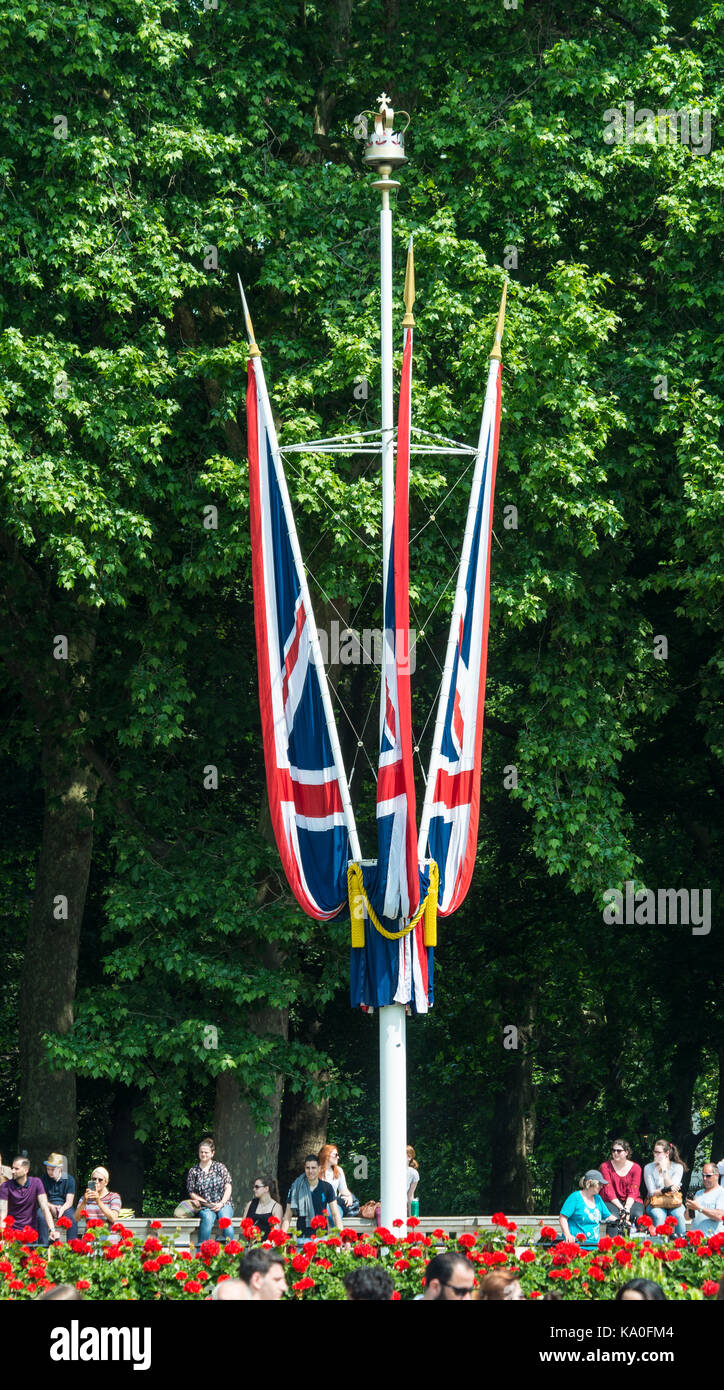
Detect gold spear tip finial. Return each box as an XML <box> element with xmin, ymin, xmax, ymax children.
<box><xmin>489</xmin><ymin>279</ymin><xmax>508</xmax><ymax>361</ymax></box>
<box><xmin>402</xmin><ymin>234</ymin><xmax>415</xmax><ymax>328</ymax></box>
<box><xmin>237</xmin><ymin>274</ymin><xmax>261</xmax><ymax>357</ymax></box>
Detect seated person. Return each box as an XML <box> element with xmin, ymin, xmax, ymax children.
<box><xmin>37</xmin><ymin>1152</ymin><xmax>77</xmax><ymax>1246</ymax></box>
<box><xmin>282</xmin><ymin>1155</ymin><xmax>342</xmax><ymax>1238</ymax></box>
<box><xmin>559</xmin><ymin>1170</ymin><xmax>616</xmax><ymax>1248</ymax></box>
<box><xmin>80</xmin><ymin>1166</ymin><xmax>121</xmax><ymax>1227</ymax></box>
<box><xmin>685</xmin><ymin>1164</ymin><xmax>724</xmax><ymax>1234</ymax></box>
<box><xmin>599</xmin><ymin>1139</ymin><xmax>644</xmax><ymax>1226</ymax></box>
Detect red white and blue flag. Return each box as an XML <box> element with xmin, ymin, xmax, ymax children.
<box><xmin>247</xmin><ymin>356</ymin><xmax>353</xmax><ymax>920</ymax></box>
<box><xmin>351</xmin><ymin>320</ymin><xmax>433</xmax><ymax>1013</ymax></box>
<box><xmin>418</xmin><ymin>356</ymin><xmax>502</xmax><ymax>916</ymax></box>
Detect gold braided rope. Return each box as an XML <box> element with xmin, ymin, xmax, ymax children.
<box><xmin>347</xmin><ymin>861</ymin><xmax>438</xmax><ymax>943</ymax></box>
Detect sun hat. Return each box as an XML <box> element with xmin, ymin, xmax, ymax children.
<box><xmin>44</xmin><ymin>1153</ymin><xmax>65</xmax><ymax>1167</ymax></box>
<box><xmin>583</xmin><ymin>1169</ymin><xmax>607</xmax><ymax>1185</ymax></box>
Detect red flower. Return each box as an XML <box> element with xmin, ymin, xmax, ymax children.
<box><xmin>179</xmin><ymin>1250</ymin><xmax>191</xmax><ymax>1261</ymax></box>
<box><xmin>292</xmin><ymin>1276</ymin><xmax>315</xmax><ymax>1291</ymax></box>
<box><xmin>158</xmin><ymin>1254</ymin><xmax>173</xmax><ymax>1266</ymax></box>
<box><xmin>175</xmin><ymin>1271</ymin><xmax>188</xmax><ymax>1282</ymax></box>
<box><xmin>143</xmin><ymin>1237</ymin><xmax>163</xmax><ymax>1254</ymax></box>
<box><xmin>8</xmin><ymin>1279</ymin><xmax>25</xmax><ymax>1291</ymax></box>
<box><xmin>588</xmin><ymin>1267</ymin><xmax>606</xmax><ymax>1283</ymax></box>
<box><xmin>687</xmin><ymin>1229</ymin><xmax>704</xmax><ymax>1245</ymax></box>
<box><xmin>432</xmin><ymin>1228</ymin><xmax>448</xmax><ymax>1239</ymax></box>
<box><xmin>340</xmin><ymin>1228</ymin><xmax>358</xmax><ymax>1242</ymax></box>
<box><xmin>529</xmin><ymin>1290</ymin><xmax>542</xmax><ymax>1299</ymax></box>
<box><xmin>408</xmin><ymin>1245</ymin><xmax>423</xmax><ymax>1259</ymax></box>
<box><xmin>0</xmin><ymin>1260</ymin><xmax>12</xmax><ymax>1275</ymax></box>
<box><xmin>491</xmin><ymin>1212</ymin><xmax>509</xmax><ymax>1227</ymax></box>
<box><xmin>57</xmin><ymin>1216</ymin><xmax>72</xmax><ymax>1229</ymax></box>
<box><xmin>303</xmin><ymin>1241</ymin><xmax>318</xmax><ymax>1257</ymax></box>
<box><xmin>391</xmin><ymin>1290</ymin><xmax>401</xmax><ymax>1300</ymax></box>
<box><xmin>223</xmin><ymin>1241</ymin><xmax>242</xmax><ymax>1256</ymax></box>
<box><xmin>217</xmin><ymin>1217</ymin><xmax>232</xmax><ymax>1230</ymax></box>
<box><xmin>614</xmin><ymin>1250</ymin><xmax>632</xmax><ymax>1267</ymax></box>
<box><xmin>292</xmin><ymin>1254</ymin><xmax>310</xmax><ymax>1273</ymax></box>
<box><xmin>200</xmin><ymin>1239</ymin><xmax>221</xmax><ymax>1259</ymax></box>
<box><xmin>267</xmin><ymin>1214</ymin><xmax>280</xmax><ymax>1227</ymax></box>
<box><xmin>696</xmin><ymin>1247</ymin><xmax>711</xmax><ymax>1259</ymax></box>
<box><xmin>407</xmin><ymin>1216</ymin><xmax>420</xmax><ymax>1228</ymax></box>
<box><xmin>196</xmin><ymin>1269</ymin><xmax>209</xmax><ymax>1282</ymax></box>
<box><xmin>457</xmin><ymin>1233</ymin><xmax>475</xmax><ymax>1249</ymax></box>
<box><xmin>310</xmin><ymin>1214</ymin><xmax>328</xmax><ymax>1230</ymax></box>
<box><xmin>540</xmin><ymin>1226</ymin><xmax>557</xmax><ymax>1240</ymax></box>
<box><xmin>507</xmin><ymin>1221</ymin><xmax>517</xmax><ymax>1232</ymax></box>
<box><xmin>324</xmin><ymin>1237</ymin><xmax>341</xmax><ymax>1248</ymax></box>
<box><xmin>269</xmin><ymin>1229</ymin><xmax>289</xmax><ymax>1247</ymax></box>
<box><xmin>392</xmin><ymin>1219</ymin><xmax>404</xmax><ymax>1228</ymax></box>
<box><xmin>185</xmin><ymin>1280</ymin><xmax>203</xmax><ymax>1294</ymax></box>
<box><xmin>701</xmin><ymin>1280</ymin><xmax>719</xmax><ymax>1297</ymax></box>
<box><xmin>68</xmin><ymin>1239</ymin><xmax>90</xmax><ymax>1255</ymax></box>
<box><xmin>519</xmin><ymin>1249</ymin><xmax>535</xmax><ymax>1263</ymax></box>
<box><xmin>637</xmin><ymin>1214</ymin><xmax>653</xmax><ymax>1230</ymax></box>
<box><xmin>680</xmin><ymin>1282</ymin><xmax>688</xmax><ymax>1291</ymax></box>
<box><xmin>394</xmin><ymin>1258</ymin><xmax>410</xmax><ymax>1271</ymax></box>
<box><xmin>353</xmin><ymin>1242</ymin><xmax>376</xmax><ymax>1258</ymax></box>
<box><xmin>597</xmin><ymin>1236</ymin><xmax>613</xmax><ymax>1252</ymax></box>
<box><xmin>75</xmin><ymin>1279</ymin><xmax>91</xmax><ymax>1291</ymax></box>
<box><xmin>149</xmin><ymin>1220</ymin><xmax>163</xmax><ymax>1230</ymax></box>
<box><xmin>315</xmin><ymin>1257</ymin><xmax>332</xmax><ymax>1269</ymax></box>
<box><xmin>142</xmin><ymin>1259</ymin><xmax>161</xmax><ymax>1273</ymax></box>
<box><xmin>216</xmin><ymin>1273</ymin><xmax>230</xmax><ymax>1283</ymax></box>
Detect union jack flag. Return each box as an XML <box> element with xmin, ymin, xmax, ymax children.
<box><xmin>352</xmin><ymin>317</ymin><xmax>433</xmax><ymax>1013</ymax></box>
<box><xmin>246</xmin><ymin>356</ymin><xmax>353</xmax><ymax>919</ymax></box>
<box><xmin>419</xmin><ymin>355</ymin><xmax>502</xmax><ymax>916</ymax></box>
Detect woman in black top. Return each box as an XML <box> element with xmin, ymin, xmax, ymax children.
<box><xmin>242</xmin><ymin>1174</ymin><xmax>283</xmax><ymax>1238</ymax></box>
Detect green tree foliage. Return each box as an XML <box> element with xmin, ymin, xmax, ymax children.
<box><xmin>0</xmin><ymin>0</ymin><xmax>722</xmax><ymax>1206</ymax></box>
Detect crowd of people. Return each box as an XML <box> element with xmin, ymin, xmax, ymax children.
<box><xmin>3</xmin><ymin>1133</ymin><xmax>724</xmax><ymax>1264</ymax></box>
<box><xmin>558</xmin><ymin>1138</ymin><xmax>724</xmax><ymax>1248</ymax></box>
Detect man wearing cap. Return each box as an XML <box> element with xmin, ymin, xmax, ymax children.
<box><xmin>559</xmin><ymin>1169</ymin><xmax>618</xmax><ymax>1248</ymax></box>
<box><xmin>37</xmin><ymin>1153</ymin><xmax>77</xmax><ymax>1246</ymax></box>
<box><xmin>0</xmin><ymin>1157</ymin><xmax>59</xmax><ymax>1246</ymax></box>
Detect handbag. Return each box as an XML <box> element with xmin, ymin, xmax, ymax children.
<box><xmin>648</xmin><ymin>1189</ymin><xmax>683</xmax><ymax>1210</ymax></box>
<box><xmin>359</xmin><ymin>1199</ymin><xmax>378</xmax><ymax>1221</ymax></box>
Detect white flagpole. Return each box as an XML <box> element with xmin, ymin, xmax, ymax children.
<box><xmin>366</xmin><ymin>96</ymin><xmax>408</xmax><ymax>1229</ymax></box>
<box><xmin>238</xmin><ymin>278</ymin><xmax>363</xmax><ymax>866</ymax></box>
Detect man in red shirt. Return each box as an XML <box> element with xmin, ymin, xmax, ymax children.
<box><xmin>0</xmin><ymin>1156</ymin><xmax>59</xmax><ymax>1245</ymax></box>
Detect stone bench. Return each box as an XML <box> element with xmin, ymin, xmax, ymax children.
<box><xmin>76</xmin><ymin>1213</ymin><xmax>564</xmax><ymax>1246</ymax></box>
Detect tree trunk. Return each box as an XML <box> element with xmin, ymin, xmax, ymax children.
<box><xmin>489</xmin><ymin>1004</ymin><xmax>536</xmax><ymax>1212</ymax></box>
<box><xmin>18</xmin><ymin>740</ymin><xmax>99</xmax><ymax>1176</ymax></box>
<box><xmin>108</xmin><ymin>1087</ymin><xmax>145</xmax><ymax>1216</ymax></box>
<box><xmin>213</xmin><ymin>1062</ymin><xmax>286</xmax><ymax>1213</ymax></box>
<box><xmin>711</xmin><ymin>1050</ymin><xmax>724</xmax><ymax>1166</ymax></box>
<box><xmin>277</xmin><ymin>1019</ymin><xmax>329</xmax><ymax>1200</ymax></box>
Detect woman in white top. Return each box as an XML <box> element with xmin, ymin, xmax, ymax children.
<box><xmin>407</xmin><ymin>1145</ymin><xmax>419</xmax><ymax>1215</ymax></box>
<box><xmin>317</xmin><ymin>1145</ymin><xmax>355</xmax><ymax>1218</ymax></box>
<box><xmin>643</xmin><ymin>1138</ymin><xmax>687</xmax><ymax>1237</ymax></box>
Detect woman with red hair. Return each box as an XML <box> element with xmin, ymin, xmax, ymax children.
<box><xmin>318</xmin><ymin>1144</ymin><xmax>357</xmax><ymax>1219</ymax></box>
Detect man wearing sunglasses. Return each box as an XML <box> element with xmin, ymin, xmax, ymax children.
<box><xmin>415</xmin><ymin>1251</ymin><xmax>476</xmax><ymax>1300</ymax></box>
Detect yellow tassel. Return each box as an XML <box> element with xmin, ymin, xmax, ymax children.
<box><xmin>348</xmin><ymin>862</ymin><xmax>366</xmax><ymax>947</ymax></box>
<box><xmin>423</xmin><ymin>862</ymin><xmax>439</xmax><ymax>946</ymax></box>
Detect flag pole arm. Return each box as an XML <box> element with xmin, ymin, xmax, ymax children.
<box><xmin>239</xmin><ymin>278</ymin><xmax>363</xmax><ymax>865</ymax></box>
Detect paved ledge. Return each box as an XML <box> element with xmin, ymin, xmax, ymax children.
<box><xmin>73</xmin><ymin>1213</ymin><xmax>564</xmax><ymax>1246</ymax></box>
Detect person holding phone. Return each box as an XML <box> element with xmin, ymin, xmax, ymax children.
<box><xmin>80</xmin><ymin>1166</ymin><xmax>122</xmax><ymax>1227</ymax></box>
